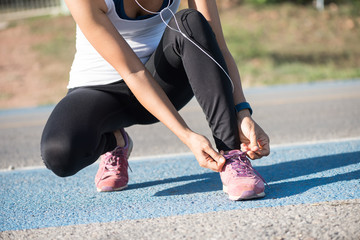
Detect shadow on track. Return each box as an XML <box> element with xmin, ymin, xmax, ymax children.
<box><xmin>139</xmin><ymin>151</ymin><xmax>360</xmax><ymax>198</ymax></box>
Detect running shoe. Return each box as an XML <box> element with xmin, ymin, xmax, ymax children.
<box><xmin>95</xmin><ymin>129</ymin><xmax>133</xmax><ymax>192</ymax></box>
<box><xmin>220</xmin><ymin>150</ymin><xmax>266</xmax><ymax>200</ymax></box>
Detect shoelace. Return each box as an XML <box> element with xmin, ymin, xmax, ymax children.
<box><xmin>226</xmin><ymin>151</ymin><xmax>268</xmax><ymax>186</ymax></box>
<box><xmin>105</xmin><ymin>147</ymin><xmax>133</xmax><ymax>173</ymax></box>
<box><xmin>103</xmin><ymin>147</ymin><xmax>129</xmax><ymax>172</ymax></box>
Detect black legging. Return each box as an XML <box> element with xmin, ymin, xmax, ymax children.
<box><xmin>41</xmin><ymin>9</ymin><xmax>240</xmax><ymax>177</ymax></box>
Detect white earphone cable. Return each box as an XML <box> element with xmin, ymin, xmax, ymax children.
<box><xmin>133</xmin><ymin>0</ymin><xmax>234</xmax><ymax>92</ymax></box>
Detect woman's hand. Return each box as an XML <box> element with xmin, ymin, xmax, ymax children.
<box><xmin>185</xmin><ymin>131</ymin><xmax>226</xmax><ymax>172</ymax></box>
<box><xmin>237</xmin><ymin>110</ymin><xmax>270</xmax><ymax>160</ymax></box>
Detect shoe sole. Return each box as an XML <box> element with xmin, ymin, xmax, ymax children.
<box><xmin>97</xmin><ymin>184</ymin><xmax>128</xmax><ymax>192</ymax></box>
<box><xmin>223</xmin><ymin>185</ymin><xmax>265</xmax><ymax>201</ymax></box>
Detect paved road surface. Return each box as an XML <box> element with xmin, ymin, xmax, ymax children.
<box><xmin>1</xmin><ymin>79</ymin><xmax>359</xmax><ymax>169</ymax></box>
<box><xmin>0</xmin><ymin>79</ymin><xmax>359</xmax><ymax>239</ymax></box>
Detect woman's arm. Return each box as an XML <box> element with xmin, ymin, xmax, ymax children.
<box><xmin>188</xmin><ymin>0</ymin><xmax>270</xmax><ymax>159</ymax></box>
<box><xmin>65</xmin><ymin>0</ymin><xmax>225</xmax><ymax>170</ymax></box>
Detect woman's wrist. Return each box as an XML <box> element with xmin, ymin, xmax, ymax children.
<box><xmin>176</xmin><ymin>127</ymin><xmax>195</xmax><ymax>146</ymax></box>
<box><xmin>237</xmin><ymin>108</ymin><xmax>252</xmax><ymax>120</ymax></box>
<box><xmin>235</xmin><ymin>102</ymin><xmax>253</xmax><ymax>115</ymax></box>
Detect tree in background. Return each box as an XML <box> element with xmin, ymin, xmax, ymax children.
<box><xmin>216</xmin><ymin>0</ymin><xmax>359</xmax><ymax>16</ymax></box>
<box><xmin>226</xmin><ymin>0</ymin><xmax>356</xmax><ymax>4</ymax></box>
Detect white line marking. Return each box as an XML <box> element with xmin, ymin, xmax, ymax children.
<box><xmin>270</xmin><ymin>136</ymin><xmax>360</xmax><ymax>149</ymax></box>
<box><xmin>1</xmin><ymin>137</ymin><xmax>359</xmax><ymax>172</ymax></box>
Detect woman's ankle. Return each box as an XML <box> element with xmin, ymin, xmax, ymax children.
<box><xmin>113</xmin><ymin>129</ymin><xmax>125</xmax><ymax>147</ymax></box>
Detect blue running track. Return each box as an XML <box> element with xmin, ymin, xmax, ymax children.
<box><xmin>1</xmin><ymin>139</ymin><xmax>359</xmax><ymax>231</ymax></box>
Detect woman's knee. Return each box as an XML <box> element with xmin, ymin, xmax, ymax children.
<box><xmin>172</xmin><ymin>8</ymin><xmax>216</xmax><ymax>47</ymax></box>
<box><xmin>41</xmin><ymin>139</ymin><xmax>77</xmax><ymax>177</ymax></box>
<box><xmin>175</xmin><ymin>8</ymin><xmax>204</xmax><ymax>21</ymax></box>
<box><xmin>174</xmin><ymin>8</ymin><xmax>209</xmax><ymax>29</ymax></box>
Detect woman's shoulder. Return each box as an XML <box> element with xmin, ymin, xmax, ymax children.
<box><xmin>100</xmin><ymin>0</ymin><xmax>111</xmax><ymax>13</ymax></box>
<box><xmin>92</xmin><ymin>0</ymin><xmax>111</xmax><ymax>13</ymax></box>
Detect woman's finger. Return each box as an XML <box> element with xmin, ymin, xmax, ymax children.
<box><xmin>207</xmin><ymin>147</ymin><xmax>226</xmax><ymax>169</ymax></box>
<box><xmin>201</xmin><ymin>147</ymin><xmax>225</xmax><ymax>172</ymax></box>
<box><xmin>246</xmin><ymin>151</ymin><xmax>260</xmax><ymax>160</ymax></box>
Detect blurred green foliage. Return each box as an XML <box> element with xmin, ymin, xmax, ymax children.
<box><xmin>242</xmin><ymin>0</ymin><xmax>357</xmax><ymax>4</ymax></box>
<box><xmin>224</xmin><ymin>0</ymin><xmax>360</xmax><ymax>16</ymax></box>
<box><xmin>221</xmin><ymin>3</ymin><xmax>360</xmax><ymax>86</ymax></box>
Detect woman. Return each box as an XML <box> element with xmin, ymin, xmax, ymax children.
<box><xmin>41</xmin><ymin>0</ymin><xmax>270</xmax><ymax>201</ymax></box>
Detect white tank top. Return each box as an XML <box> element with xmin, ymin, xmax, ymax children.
<box><xmin>67</xmin><ymin>0</ymin><xmax>181</xmax><ymax>88</ymax></box>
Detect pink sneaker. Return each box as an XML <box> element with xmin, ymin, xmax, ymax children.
<box><xmin>95</xmin><ymin>129</ymin><xmax>133</xmax><ymax>192</ymax></box>
<box><xmin>220</xmin><ymin>150</ymin><xmax>266</xmax><ymax>201</ymax></box>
